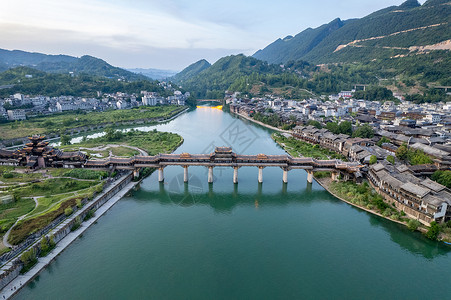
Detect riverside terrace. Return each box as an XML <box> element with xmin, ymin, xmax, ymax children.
<box><xmin>84</xmin><ymin>147</ymin><xmax>364</xmax><ymax>184</ymax></box>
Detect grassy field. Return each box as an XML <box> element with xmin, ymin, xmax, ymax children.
<box><xmin>0</xmin><ymin>167</ymin><xmax>108</xmax><ymax>245</ymax></box>
<box><xmin>0</xmin><ymin>105</ymin><xmax>185</xmax><ymax>140</ymax></box>
<box><xmin>0</xmin><ymin>166</ymin><xmax>42</xmax><ymax>185</ymax></box>
<box><xmin>272</xmin><ymin>133</ymin><xmax>347</xmax><ymax>160</ymax></box>
<box><xmin>110</xmin><ymin>146</ymin><xmax>139</xmax><ymax>157</ymax></box>
<box><xmin>60</xmin><ymin>129</ymin><xmax>183</xmax><ymax>156</ymax></box>
<box><xmin>10</xmin><ymin>178</ymin><xmax>100</xmax><ymax>198</ymax></box>
<box><xmin>0</xmin><ymin>197</ymin><xmax>36</xmax><ymax>234</ymax></box>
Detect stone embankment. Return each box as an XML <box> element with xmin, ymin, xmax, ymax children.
<box><xmin>230</xmin><ymin>111</ymin><xmax>292</xmax><ymax>134</ymax></box>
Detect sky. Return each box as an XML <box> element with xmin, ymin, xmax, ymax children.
<box><xmin>0</xmin><ymin>0</ymin><xmax>426</xmax><ymax>71</ymax></box>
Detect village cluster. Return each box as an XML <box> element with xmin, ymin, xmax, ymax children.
<box><xmin>0</xmin><ymin>84</ymin><xmax>190</xmax><ymax>121</ymax></box>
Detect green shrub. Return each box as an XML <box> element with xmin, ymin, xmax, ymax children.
<box><xmin>2</xmin><ymin>173</ymin><xmax>13</xmax><ymax>179</ymax></box>
<box><xmin>369</xmin><ymin>155</ymin><xmax>377</xmax><ymax>165</ymax></box>
<box><xmin>76</xmin><ymin>199</ymin><xmax>83</xmax><ymax>209</ymax></box>
<box><xmin>407</xmin><ymin>219</ymin><xmax>420</xmax><ymax>231</ymax></box>
<box><xmin>425</xmin><ymin>221</ymin><xmax>440</xmax><ymax>240</ymax></box>
<box><xmin>20</xmin><ymin>248</ymin><xmax>37</xmax><ymax>273</ymax></box>
<box><xmin>39</xmin><ymin>235</ymin><xmax>56</xmax><ymax>257</ymax></box>
<box><xmin>387</xmin><ymin>155</ymin><xmax>395</xmax><ymax>164</ymax></box>
<box><xmin>84</xmin><ymin>209</ymin><xmax>96</xmax><ymax>221</ymax></box>
<box><xmin>71</xmin><ymin>216</ymin><xmax>81</xmax><ymax>231</ymax></box>
<box><xmin>64</xmin><ymin>207</ymin><xmax>73</xmax><ymax>216</ymax></box>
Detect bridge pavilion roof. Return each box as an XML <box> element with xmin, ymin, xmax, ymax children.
<box><xmin>236</xmin><ymin>154</ymin><xmax>288</xmax><ymax>161</ymax></box>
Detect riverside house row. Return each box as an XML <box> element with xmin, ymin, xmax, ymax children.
<box><xmin>291</xmin><ymin>125</ymin><xmax>451</xmax><ymax>225</ymax></box>
<box><xmin>368</xmin><ymin>162</ymin><xmax>451</xmax><ymax>225</ymax></box>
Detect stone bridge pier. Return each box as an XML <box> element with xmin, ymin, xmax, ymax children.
<box><xmin>258</xmin><ymin>167</ymin><xmax>264</xmax><ymax>183</ymax></box>
<box><xmin>307</xmin><ymin>170</ymin><xmax>314</xmax><ymax>184</ymax></box>
<box><xmin>158</xmin><ymin>167</ymin><xmax>165</xmax><ymax>182</ymax></box>
<box><xmin>183</xmin><ymin>166</ymin><xmax>188</xmax><ymax>183</ymax></box>
<box><xmin>208</xmin><ymin>166</ymin><xmax>214</xmax><ymax>183</ymax></box>
<box><xmin>282</xmin><ymin>167</ymin><xmax>289</xmax><ymax>183</ymax></box>
<box><xmin>233</xmin><ymin>166</ymin><xmax>239</xmax><ymax>184</ymax></box>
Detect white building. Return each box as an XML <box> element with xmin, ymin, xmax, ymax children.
<box><xmin>142</xmin><ymin>96</ymin><xmax>157</xmax><ymax>106</ymax></box>
<box><xmin>424</xmin><ymin>114</ymin><xmax>441</xmax><ymax>124</ymax></box>
<box><xmin>7</xmin><ymin>109</ymin><xmax>26</xmax><ymax>121</ymax></box>
<box><xmin>116</xmin><ymin>100</ymin><xmax>129</xmax><ymax>110</ymax></box>
<box><xmin>338</xmin><ymin>91</ymin><xmax>354</xmax><ymax>98</ymax></box>
<box><xmin>13</xmin><ymin>93</ymin><xmax>24</xmax><ymax>101</ymax></box>
<box><xmin>56</xmin><ymin>101</ymin><xmax>76</xmax><ymax>112</ymax></box>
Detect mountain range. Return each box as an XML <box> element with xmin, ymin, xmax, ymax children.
<box><xmin>171</xmin><ymin>0</ymin><xmax>450</xmax><ymax>101</ymax></box>
<box><xmin>253</xmin><ymin>0</ymin><xmax>450</xmax><ymax>64</ymax></box>
<box><xmin>0</xmin><ymin>0</ymin><xmax>449</xmax><ymax>102</ymax></box>
<box><xmin>0</xmin><ymin>49</ymin><xmax>146</xmax><ymax>81</ymax></box>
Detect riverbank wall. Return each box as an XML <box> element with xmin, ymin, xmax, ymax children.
<box><xmin>0</xmin><ymin>172</ymin><xmax>137</xmax><ymax>298</ymax></box>
<box><xmin>230</xmin><ymin>111</ymin><xmax>292</xmax><ymax>134</ymax></box>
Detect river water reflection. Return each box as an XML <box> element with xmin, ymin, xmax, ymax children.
<box><xmin>15</xmin><ymin>106</ymin><xmax>451</xmax><ymax>300</ymax></box>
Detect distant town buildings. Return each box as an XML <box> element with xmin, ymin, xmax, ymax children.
<box><xmin>0</xmin><ymin>89</ymin><xmax>190</xmax><ymax>121</ymax></box>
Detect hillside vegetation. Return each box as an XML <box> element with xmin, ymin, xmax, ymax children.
<box><xmin>173</xmin><ymin>0</ymin><xmax>450</xmax><ymax>100</ymax></box>
<box><xmin>171</xmin><ymin>59</ymin><xmax>211</xmax><ymax>83</ymax></box>
<box><xmin>0</xmin><ymin>67</ymin><xmax>170</xmax><ymax>98</ymax></box>
<box><xmin>173</xmin><ymin>52</ymin><xmax>451</xmax><ymax>102</ymax></box>
<box><xmin>0</xmin><ymin>49</ymin><xmax>145</xmax><ymax>80</ymax></box>
<box><xmin>253</xmin><ymin>0</ymin><xmax>451</xmax><ymax>64</ymax></box>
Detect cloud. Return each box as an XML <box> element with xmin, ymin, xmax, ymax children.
<box><xmin>0</xmin><ymin>0</ymin><xmax>425</xmax><ymax>69</ymax></box>
<box><xmin>0</xmin><ymin>23</ymin><xmax>248</xmax><ymax>69</ymax></box>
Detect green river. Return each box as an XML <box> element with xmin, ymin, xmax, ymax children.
<box><xmin>15</xmin><ymin>106</ymin><xmax>451</xmax><ymax>299</ymax></box>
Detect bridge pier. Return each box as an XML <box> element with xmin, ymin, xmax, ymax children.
<box><xmin>282</xmin><ymin>168</ymin><xmax>288</xmax><ymax>183</ymax></box>
<box><xmin>331</xmin><ymin>171</ymin><xmax>339</xmax><ymax>182</ymax></box>
<box><xmin>158</xmin><ymin>167</ymin><xmax>164</xmax><ymax>182</ymax></box>
<box><xmin>183</xmin><ymin>166</ymin><xmax>188</xmax><ymax>183</ymax></box>
<box><xmin>307</xmin><ymin>170</ymin><xmax>313</xmax><ymax>184</ymax></box>
<box><xmin>133</xmin><ymin>169</ymin><xmax>140</xmax><ymax>179</ymax></box>
<box><xmin>258</xmin><ymin>167</ymin><xmax>263</xmax><ymax>183</ymax></box>
<box><xmin>208</xmin><ymin>166</ymin><xmax>214</xmax><ymax>183</ymax></box>
<box><xmin>233</xmin><ymin>167</ymin><xmax>239</xmax><ymax>184</ymax></box>
<box><xmin>342</xmin><ymin>172</ymin><xmax>350</xmax><ymax>182</ymax></box>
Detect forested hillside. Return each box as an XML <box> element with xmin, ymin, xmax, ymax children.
<box><xmin>0</xmin><ymin>67</ymin><xmax>169</xmax><ymax>97</ymax></box>
<box><xmin>0</xmin><ymin>49</ymin><xmax>145</xmax><ymax>81</ymax></box>
<box><xmin>253</xmin><ymin>0</ymin><xmax>451</xmax><ymax>64</ymax></box>
<box><xmin>172</xmin><ymin>55</ymin><xmax>283</xmax><ymax>99</ymax></box>
<box><xmin>171</xmin><ymin>59</ymin><xmax>211</xmax><ymax>84</ymax></box>
<box><xmin>174</xmin><ymin>50</ymin><xmax>451</xmax><ymax>102</ymax></box>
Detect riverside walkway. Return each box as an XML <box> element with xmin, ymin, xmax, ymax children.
<box><xmin>85</xmin><ymin>147</ymin><xmax>364</xmax><ymax>183</ymax></box>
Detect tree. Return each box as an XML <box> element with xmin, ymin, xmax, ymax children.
<box><xmin>395</xmin><ymin>144</ymin><xmax>409</xmax><ymax>161</ymax></box>
<box><xmin>326</xmin><ymin>121</ymin><xmax>339</xmax><ymax>134</ymax></box>
<box><xmin>369</xmin><ymin>155</ymin><xmax>377</xmax><ymax>165</ymax></box>
<box><xmin>352</xmin><ymin>124</ymin><xmax>374</xmax><ymax>138</ymax></box>
<box><xmin>407</xmin><ymin>219</ymin><xmax>420</xmax><ymax>231</ymax></box>
<box><xmin>104</xmin><ymin>127</ymin><xmax>123</xmax><ymax>141</ymax></box>
<box><xmin>64</xmin><ymin>207</ymin><xmax>73</xmax><ymax>216</ymax></box>
<box><xmin>377</xmin><ymin>137</ymin><xmax>390</xmax><ymax>147</ymax></box>
<box><xmin>338</xmin><ymin>121</ymin><xmax>353</xmax><ymax>136</ymax></box>
<box><xmin>431</xmin><ymin>170</ymin><xmax>451</xmax><ymax>188</ymax></box>
<box><xmin>307</xmin><ymin>120</ymin><xmax>322</xmax><ymax>129</ymax></box>
<box><xmin>425</xmin><ymin>221</ymin><xmax>440</xmax><ymax>240</ymax></box>
<box><xmin>60</xmin><ymin>134</ymin><xmax>71</xmax><ymax>145</ymax></box>
<box><xmin>386</xmin><ymin>155</ymin><xmax>395</xmax><ymax>164</ymax></box>
<box><xmin>408</xmin><ymin>149</ymin><xmax>433</xmax><ymax>165</ymax></box>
